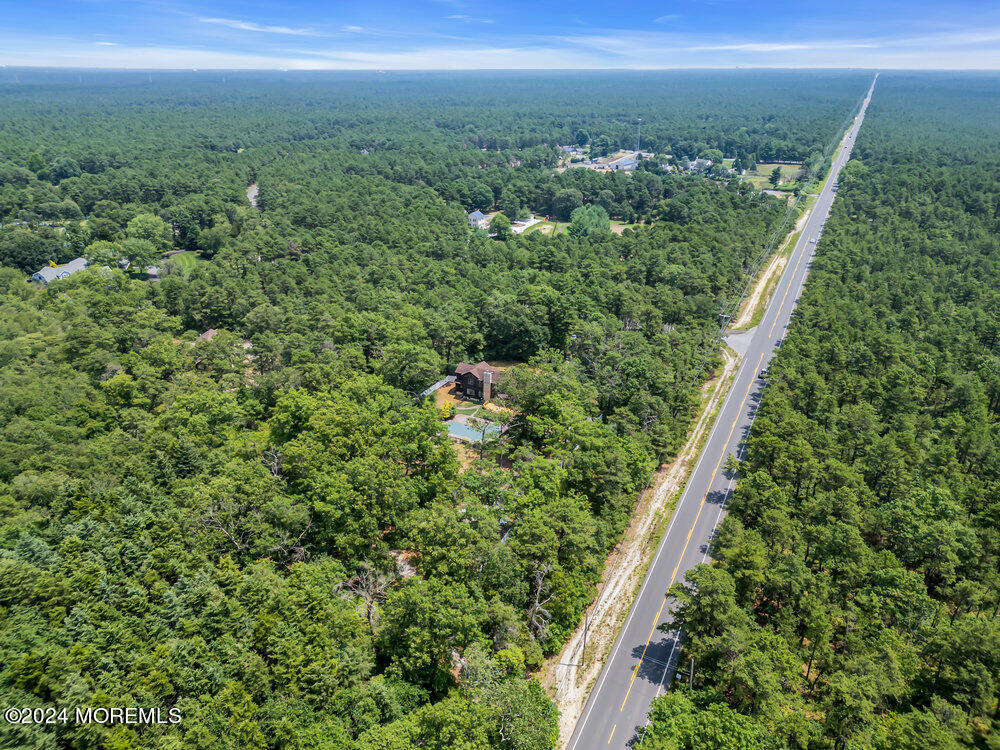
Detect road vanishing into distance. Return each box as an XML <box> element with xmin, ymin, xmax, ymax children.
<box><xmin>567</xmin><ymin>74</ymin><xmax>878</xmax><ymax>750</ymax></box>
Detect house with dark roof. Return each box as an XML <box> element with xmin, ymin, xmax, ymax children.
<box><xmin>454</xmin><ymin>361</ymin><xmax>506</xmax><ymax>401</ymax></box>
<box><xmin>31</xmin><ymin>257</ymin><xmax>88</xmax><ymax>285</ymax></box>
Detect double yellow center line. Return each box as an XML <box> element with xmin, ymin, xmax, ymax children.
<box><xmin>606</xmin><ymin>96</ymin><xmax>853</xmax><ymax>750</ymax></box>
<box><xmin>615</xmin><ymin>350</ymin><xmax>764</xmax><ymax>723</ymax></box>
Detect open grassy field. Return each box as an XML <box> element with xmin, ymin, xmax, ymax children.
<box><xmin>524</xmin><ymin>220</ymin><xmax>569</xmax><ymax>235</ymax></box>
<box><xmin>746</xmin><ymin>162</ymin><xmax>803</xmax><ymax>190</ymax></box>
<box><xmin>526</xmin><ymin>219</ymin><xmax>643</xmax><ymax>236</ymax></box>
<box><xmin>165</xmin><ymin>251</ymin><xmax>201</xmax><ymax>273</ymax></box>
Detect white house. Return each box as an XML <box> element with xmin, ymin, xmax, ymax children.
<box><xmin>31</xmin><ymin>257</ymin><xmax>88</xmax><ymax>285</ymax></box>
<box><xmin>467</xmin><ymin>210</ymin><xmax>490</xmax><ymax>230</ymax></box>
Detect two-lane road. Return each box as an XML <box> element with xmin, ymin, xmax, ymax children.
<box><xmin>567</xmin><ymin>74</ymin><xmax>877</xmax><ymax>750</ymax></box>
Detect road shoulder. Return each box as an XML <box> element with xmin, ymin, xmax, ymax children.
<box><xmin>539</xmin><ymin>346</ymin><xmax>741</xmax><ymax>746</ymax></box>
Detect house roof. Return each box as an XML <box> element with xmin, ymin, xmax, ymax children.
<box><xmin>468</xmin><ymin>210</ymin><xmax>486</xmax><ymax>220</ymax></box>
<box><xmin>31</xmin><ymin>257</ymin><xmax>88</xmax><ymax>284</ymax></box>
<box><xmin>455</xmin><ymin>361</ymin><xmax>507</xmax><ymax>382</ymax></box>
<box><xmin>608</xmin><ymin>154</ymin><xmax>638</xmax><ymax>167</ymax></box>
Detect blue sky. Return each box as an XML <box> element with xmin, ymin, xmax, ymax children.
<box><xmin>3</xmin><ymin>0</ymin><xmax>1000</xmax><ymax>69</ymax></box>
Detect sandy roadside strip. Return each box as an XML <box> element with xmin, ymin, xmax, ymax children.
<box><xmin>539</xmin><ymin>347</ymin><xmax>740</xmax><ymax>746</ymax></box>
<box><xmin>731</xmin><ymin>206</ymin><xmax>812</xmax><ymax>329</ymax></box>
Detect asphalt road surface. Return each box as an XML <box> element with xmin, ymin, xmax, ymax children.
<box><xmin>566</xmin><ymin>74</ymin><xmax>878</xmax><ymax>750</ymax></box>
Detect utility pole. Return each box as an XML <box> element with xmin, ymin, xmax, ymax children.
<box><xmin>581</xmin><ymin>611</ymin><xmax>589</xmax><ymax>667</ymax></box>
<box><xmin>689</xmin><ymin>657</ymin><xmax>694</xmax><ymax>689</ymax></box>
<box><xmin>636</xmin><ymin>117</ymin><xmax>642</xmax><ymax>154</ymax></box>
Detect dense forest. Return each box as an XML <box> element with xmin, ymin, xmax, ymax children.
<box><xmin>0</xmin><ymin>70</ymin><xmax>868</xmax><ymax>748</ymax></box>
<box><xmin>645</xmin><ymin>73</ymin><xmax>1000</xmax><ymax>749</ymax></box>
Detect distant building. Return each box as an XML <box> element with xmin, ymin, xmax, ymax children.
<box><xmin>454</xmin><ymin>361</ymin><xmax>506</xmax><ymax>402</ymax></box>
<box><xmin>31</xmin><ymin>257</ymin><xmax>87</xmax><ymax>285</ymax></box>
<box><xmin>607</xmin><ymin>153</ymin><xmax>638</xmax><ymax>171</ymax></box>
<box><xmin>687</xmin><ymin>158</ymin><xmax>713</xmax><ymax>172</ymax></box>
<box><xmin>467</xmin><ymin>210</ymin><xmax>490</xmax><ymax>230</ymax></box>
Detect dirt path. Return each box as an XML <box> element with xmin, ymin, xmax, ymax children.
<box><xmin>731</xmin><ymin>207</ymin><xmax>811</xmax><ymax>329</ymax></box>
<box><xmin>539</xmin><ymin>347</ymin><xmax>740</xmax><ymax>746</ymax></box>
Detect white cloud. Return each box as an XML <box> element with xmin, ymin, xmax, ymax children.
<box><xmin>684</xmin><ymin>41</ymin><xmax>878</xmax><ymax>52</ymax></box>
<box><xmin>342</xmin><ymin>25</ymin><xmax>365</xmax><ymax>33</ymax></box>
<box><xmin>3</xmin><ymin>23</ymin><xmax>1000</xmax><ymax>70</ymax></box>
<box><xmin>446</xmin><ymin>15</ymin><xmax>494</xmax><ymax>23</ymax></box>
<box><xmin>653</xmin><ymin>14</ymin><xmax>680</xmax><ymax>24</ymax></box>
<box><xmin>557</xmin><ymin>26</ymin><xmax>1000</xmax><ymax>66</ymax></box>
<box><xmin>199</xmin><ymin>17</ymin><xmax>323</xmax><ymax>37</ymax></box>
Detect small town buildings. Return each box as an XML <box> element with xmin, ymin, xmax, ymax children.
<box><xmin>467</xmin><ymin>210</ymin><xmax>490</xmax><ymax>230</ymax></box>
<box><xmin>454</xmin><ymin>361</ymin><xmax>506</xmax><ymax>401</ymax></box>
<box><xmin>31</xmin><ymin>257</ymin><xmax>87</xmax><ymax>284</ymax></box>
<box><xmin>686</xmin><ymin>158</ymin><xmax>713</xmax><ymax>172</ymax></box>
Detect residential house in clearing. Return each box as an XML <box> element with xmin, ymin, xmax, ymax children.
<box><xmin>686</xmin><ymin>158</ymin><xmax>713</xmax><ymax>172</ymax></box>
<box><xmin>454</xmin><ymin>361</ymin><xmax>506</xmax><ymax>402</ymax></box>
<box><xmin>31</xmin><ymin>257</ymin><xmax>88</xmax><ymax>284</ymax></box>
<box><xmin>467</xmin><ymin>210</ymin><xmax>490</xmax><ymax>230</ymax></box>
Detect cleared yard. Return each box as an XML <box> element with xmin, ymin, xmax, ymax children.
<box><xmin>524</xmin><ymin>220</ymin><xmax>569</xmax><ymax>235</ymax></box>
<box><xmin>165</xmin><ymin>251</ymin><xmax>201</xmax><ymax>273</ymax></box>
<box><xmin>746</xmin><ymin>162</ymin><xmax>803</xmax><ymax>190</ymax></box>
<box><xmin>610</xmin><ymin>220</ymin><xmax>643</xmax><ymax>235</ymax></box>
<box><xmin>526</xmin><ymin>219</ymin><xmax>641</xmax><ymax>236</ymax></box>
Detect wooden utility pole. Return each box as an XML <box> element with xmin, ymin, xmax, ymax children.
<box><xmin>581</xmin><ymin>611</ymin><xmax>589</xmax><ymax>667</ymax></box>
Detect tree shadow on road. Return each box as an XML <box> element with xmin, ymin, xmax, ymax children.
<box><xmin>628</xmin><ymin>630</ymin><xmax>679</xmax><ymax>689</ymax></box>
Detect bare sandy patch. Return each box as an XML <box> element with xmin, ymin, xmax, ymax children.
<box><xmin>434</xmin><ymin>383</ymin><xmax>461</xmax><ymax>410</ymax></box>
<box><xmin>733</xmin><ymin>253</ymin><xmax>787</xmax><ymax>329</ymax></box>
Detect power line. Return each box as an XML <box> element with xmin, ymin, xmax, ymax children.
<box><xmin>680</xmin><ymin>82</ymin><xmax>871</xmax><ymax>395</ymax></box>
